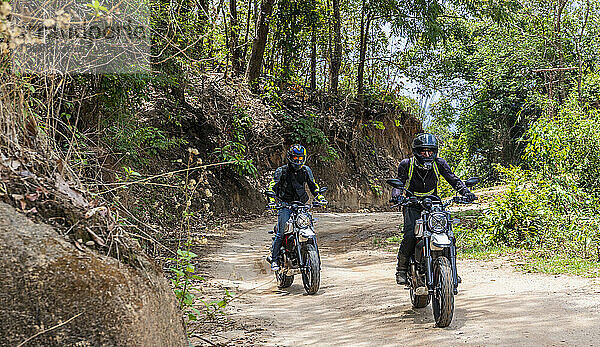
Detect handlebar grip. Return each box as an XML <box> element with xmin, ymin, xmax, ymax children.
<box><xmin>453</xmin><ymin>196</ymin><xmax>475</xmax><ymax>204</ymax></box>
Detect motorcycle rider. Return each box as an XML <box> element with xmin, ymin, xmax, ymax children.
<box><xmin>266</xmin><ymin>144</ymin><xmax>327</xmax><ymax>271</ymax></box>
<box><xmin>392</xmin><ymin>133</ymin><xmax>476</xmax><ymax>285</ymax></box>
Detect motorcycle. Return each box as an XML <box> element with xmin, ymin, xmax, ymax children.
<box><xmin>265</xmin><ymin>187</ymin><xmax>327</xmax><ymax>295</ymax></box>
<box><xmin>386</xmin><ymin>177</ymin><xmax>479</xmax><ymax>327</ymax></box>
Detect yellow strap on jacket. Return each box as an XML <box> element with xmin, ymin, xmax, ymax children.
<box><xmin>404</xmin><ymin>157</ymin><xmax>440</xmax><ymax>197</ymax></box>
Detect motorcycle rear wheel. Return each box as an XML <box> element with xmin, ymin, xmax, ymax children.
<box><xmin>432</xmin><ymin>256</ymin><xmax>454</xmax><ymax>327</ymax></box>
<box><xmin>275</xmin><ymin>257</ymin><xmax>294</xmax><ymax>288</ymax></box>
<box><xmin>301</xmin><ymin>244</ymin><xmax>320</xmax><ymax>295</ymax></box>
<box><xmin>409</xmin><ymin>280</ymin><xmax>430</xmax><ymax>309</ymax></box>
<box><xmin>408</xmin><ymin>260</ymin><xmax>429</xmax><ymax>308</ymax></box>
<box><xmin>276</xmin><ymin>270</ymin><xmax>294</xmax><ymax>288</ymax></box>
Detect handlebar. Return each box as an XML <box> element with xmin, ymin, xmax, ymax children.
<box><xmin>389</xmin><ymin>195</ymin><xmax>476</xmax><ymax>209</ymax></box>
<box><xmin>451</xmin><ymin>196</ymin><xmax>477</xmax><ymax>204</ymax></box>
<box><xmin>266</xmin><ymin>193</ymin><xmax>328</xmax><ymax>211</ymax></box>
<box><xmin>272</xmin><ymin>201</ymin><xmax>326</xmax><ymax>210</ymax></box>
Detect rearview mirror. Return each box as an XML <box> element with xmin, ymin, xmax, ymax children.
<box><xmin>319</xmin><ymin>187</ymin><xmax>328</xmax><ymax>194</ymax></box>
<box><xmin>386</xmin><ymin>179</ymin><xmax>404</xmax><ymax>189</ymax></box>
<box><xmin>265</xmin><ymin>191</ymin><xmax>277</xmax><ymax>198</ymax></box>
<box><xmin>464</xmin><ymin>177</ymin><xmax>480</xmax><ymax>188</ymax></box>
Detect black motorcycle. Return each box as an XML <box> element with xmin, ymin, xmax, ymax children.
<box><xmin>386</xmin><ymin>178</ymin><xmax>479</xmax><ymax>327</ymax></box>
<box><xmin>265</xmin><ymin>188</ymin><xmax>327</xmax><ymax>295</ymax></box>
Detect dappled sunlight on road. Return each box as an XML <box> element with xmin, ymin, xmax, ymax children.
<box><xmin>200</xmin><ymin>213</ymin><xmax>600</xmax><ymax>346</ymax></box>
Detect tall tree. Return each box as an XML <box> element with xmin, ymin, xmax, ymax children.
<box><xmin>329</xmin><ymin>0</ymin><xmax>342</xmax><ymax>94</ymax></box>
<box><xmin>310</xmin><ymin>24</ymin><xmax>317</xmax><ymax>90</ymax></box>
<box><xmin>246</xmin><ymin>0</ymin><xmax>276</xmax><ymax>87</ymax></box>
<box><xmin>230</xmin><ymin>0</ymin><xmax>242</xmax><ymax>75</ymax></box>
<box><xmin>357</xmin><ymin>0</ymin><xmax>371</xmax><ymax>101</ymax></box>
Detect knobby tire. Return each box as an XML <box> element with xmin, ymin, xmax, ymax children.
<box><xmin>301</xmin><ymin>244</ymin><xmax>320</xmax><ymax>295</ymax></box>
<box><xmin>432</xmin><ymin>256</ymin><xmax>454</xmax><ymax>327</ymax></box>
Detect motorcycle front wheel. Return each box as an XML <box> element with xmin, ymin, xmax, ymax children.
<box><xmin>431</xmin><ymin>256</ymin><xmax>454</xmax><ymax>327</ymax></box>
<box><xmin>301</xmin><ymin>244</ymin><xmax>320</xmax><ymax>295</ymax></box>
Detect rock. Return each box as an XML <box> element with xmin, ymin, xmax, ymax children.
<box><xmin>0</xmin><ymin>202</ymin><xmax>187</xmax><ymax>346</ymax></box>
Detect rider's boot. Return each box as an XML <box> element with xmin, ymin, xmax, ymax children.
<box><xmin>395</xmin><ymin>252</ymin><xmax>409</xmax><ymax>285</ymax></box>
<box><xmin>271</xmin><ymin>228</ymin><xmax>283</xmax><ymax>272</ymax></box>
<box><xmin>271</xmin><ymin>261</ymin><xmax>280</xmax><ymax>272</ymax></box>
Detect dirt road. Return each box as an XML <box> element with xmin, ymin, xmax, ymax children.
<box><xmin>195</xmin><ymin>212</ymin><xmax>600</xmax><ymax>346</ymax></box>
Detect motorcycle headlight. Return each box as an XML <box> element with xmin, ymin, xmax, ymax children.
<box><xmin>427</xmin><ymin>212</ymin><xmax>448</xmax><ymax>233</ymax></box>
<box><xmin>295</xmin><ymin>213</ymin><xmax>311</xmax><ymax>229</ymax></box>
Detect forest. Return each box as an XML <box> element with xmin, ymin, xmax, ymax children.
<box><xmin>1</xmin><ymin>0</ymin><xmax>600</xmax><ymax>344</ymax></box>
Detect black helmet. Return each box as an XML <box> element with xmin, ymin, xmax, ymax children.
<box><xmin>412</xmin><ymin>133</ymin><xmax>438</xmax><ymax>169</ymax></box>
<box><xmin>287</xmin><ymin>144</ymin><xmax>306</xmax><ymax>170</ymax></box>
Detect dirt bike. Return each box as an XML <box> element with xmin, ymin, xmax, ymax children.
<box><xmin>386</xmin><ymin>178</ymin><xmax>479</xmax><ymax>328</ymax></box>
<box><xmin>265</xmin><ymin>188</ymin><xmax>327</xmax><ymax>295</ymax></box>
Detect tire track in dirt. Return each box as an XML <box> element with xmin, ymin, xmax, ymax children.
<box><xmin>194</xmin><ymin>212</ymin><xmax>600</xmax><ymax>346</ymax></box>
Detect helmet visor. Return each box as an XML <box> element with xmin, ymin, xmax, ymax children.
<box><xmin>291</xmin><ymin>155</ymin><xmax>305</xmax><ymax>164</ymax></box>
<box><xmin>419</xmin><ymin>149</ymin><xmax>435</xmax><ymax>157</ymax></box>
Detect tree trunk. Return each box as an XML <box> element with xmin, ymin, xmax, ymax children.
<box><xmin>199</xmin><ymin>0</ymin><xmax>209</xmax><ymax>20</ymax></box>
<box><xmin>223</xmin><ymin>5</ymin><xmax>230</xmax><ymax>77</ymax></box>
<box><xmin>242</xmin><ymin>0</ymin><xmax>255</xmax><ymax>65</ymax></box>
<box><xmin>553</xmin><ymin>0</ymin><xmax>568</xmax><ymax>104</ymax></box>
<box><xmin>329</xmin><ymin>0</ymin><xmax>341</xmax><ymax>94</ymax></box>
<box><xmin>357</xmin><ymin>5</ymin><xmax>371</xmax><ymax>102</ymax></box>
<box><xmin>310</xmin><ymin>25</ymin><xmax>317</xmax><ymax>91</ymax></box>
<box><xmin>577</xmin><ymin>0</ymin><xmax>590</xmax><ymax>100</ymax></box>
<box><xmin>246</xmin><ymin>0</ymin><xmax>276</xmax><ymax>87</ymax></box>
<box><xmin>230</xmin><ymin>0</ymin><xmax>242</xmax><ymax>75</ymax></box>
<box><xmin>199</xmin><ymin>0</ymin><xmax>209</xmax><ymax>66</ymax></box>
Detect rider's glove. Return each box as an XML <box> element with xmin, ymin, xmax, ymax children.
<box><xmin>391</xmin><ymin>187</ymin><xmax>403</xmax><ymax>204</ymax></box>
<box><xmin>463</xmin><ymin>192</ymin><xmax>477</xmax><ymax>203</ymax></box>
<box><xmin>315</xmin><ymin>194</ymin><xmax>328</xmax><ymax>206</ymax></box>
<box><xmin>390</xmin><ymin>196</ymin><xmax>407</xmax><ymax>205</ymax></box>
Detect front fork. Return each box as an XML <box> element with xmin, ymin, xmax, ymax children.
<box><xmin>295</xmin><ymin>233</ymin><xmax>320</xmax><ymax>270</ymax></box>
<box><xmin>425</xmin><ymin>237</ymin><xmax>460</xmax><ymax>295</ymax></box>
<box><xmin>424</xmin><ymin>236</ymin><xmax>434</xmax><ymax>294</ymax></box>
<box><xmin>295</xmin><ymin>233</ymin><xmax>304</xmax><ymax>269</ymax></box>
<box><xmin>450</xmin><ymin>240</ymin><xmax>459</xmax><ymax>294</ymax></box>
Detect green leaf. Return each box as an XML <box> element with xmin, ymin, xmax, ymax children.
<box><xmin>170</xmin><ymin>268</ymin><xmax>184</xmax><ymax>277</ymax></box>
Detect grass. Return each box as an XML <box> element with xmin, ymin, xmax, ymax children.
<box><xmin>452</xmin><ymin>209</ymin><xmax>482</xmax><ymax>218</ymax></box>
<box><xmin>458</xmin><ymin>244</ymin><xmax>600</xmax><ymax>278</ymax></box>
<box><xmin>458</xmin><ymin>246</ymin><xmax>511</xmax><ymax>260</ymax></box>
<box><xmin>372</xmin><ymin>235</ymin><xmax>403</xmax><ymax>252</ymax></box>
<box><xmin>516</xmin><ymin>255</ymin><xmax>600</xmax><ymax>278</ymax></box>
<box><xmin>384</xmin><ymin>236</ymin><xmax>402</xmax><ymax>244</ymax></box>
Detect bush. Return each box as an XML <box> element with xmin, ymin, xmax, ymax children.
<box><xmin>281</xmin><ymin>112</ymin><xmax>327</xmax><ymax>145</ymax></box>
<box><xmin>477</xmin><ymin>166</ymin><xmax>556</xmax><ymax>248</ymax></box>
<box><xmin>105</xmin><ymin>122</ymin><xmax>185</xmax><ymax>165</ymax></box>
<box><xmin>475</xmin><ymin>157</ymin><xmax>600</xmax><ymax>258</ymax></box>
<box><xmin>525</xmin><ymin>98</ymin><xmax>600</xmax><ymax>196</ymax></box>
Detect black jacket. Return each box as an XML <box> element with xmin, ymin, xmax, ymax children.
<box><xmin>267</xmin><ymin>164</ymin><xmax>320</xmax><ymax>204</ymax></box>
<box><xmin>395</xmin><ymin>157</ymin><xmax>470</xmax><ymax>196</ymax></box>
